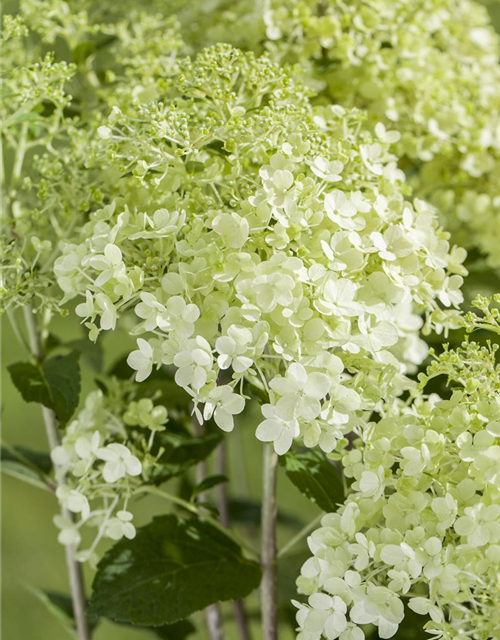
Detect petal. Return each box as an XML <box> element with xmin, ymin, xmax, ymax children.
<box><xmin>223</xmin><ymin>393</ymin><xmax>245</xmax><ymax>415</ymax></box>
<box><xmin>269</xmin><ymin>376</ymin><xmax>296</xmax><ymax>396</ymax></box>
<box><xmin>104</xmin><ymin>243</ymin><xmax>122</xmax><ymax>264</ymax></box>
<box><xmin>125</xmin><ymin>456</ymin><xmax>142</xmax><ymax>476</ymax></box>
<box><xmin>287</xmin><ymin>363</ymin><xmax>307</xmax><ymax>388</ymax></box>
<box><xmin>305</xmin><ymin>372</ymin><xmax>331</xmax><ymax>399</ymax></box>
<box><xmin>274</xmin><ymin>427</ymin><xmax>294</xmax><ymax>455</ymax></box>
<box><xmin>102</xmin><ymin>460</ymin><xmax>124</xmax><ymax>483</ymax></box>
<box><xmin>299</xmin><ymin>396</ymin><xmax>321</xmax><ymax>421</ymax></box>
<box><xmin>214</xmin><ymin>408</ymin><xmax>234</xmax><ymax>432</ymax></box>
<box><xmin>256</xmin><ymin>419</ymin><xmax>283</xmax><ymax>442</ymax></box>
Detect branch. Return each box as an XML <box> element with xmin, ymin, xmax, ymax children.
<box><xmin>261</xmin><ymin>444</ymin><xmax>278</xmax><ymax>640</ymax></box>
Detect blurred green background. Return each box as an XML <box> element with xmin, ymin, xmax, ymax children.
<box><xmin>1</xmin><ymin>311</ymin><xmax>320</xmax><ymax>640</ymax></box>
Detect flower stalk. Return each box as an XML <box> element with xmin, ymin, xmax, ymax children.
<box><xmin>192</xmin><ymin>418</ymin><xmax>226</xmax><ymax>640</ymax></box>
<box><xmin>261</xmin><ymin>443</ymin><xmax>279</xmax><ymax>640</ymax></box>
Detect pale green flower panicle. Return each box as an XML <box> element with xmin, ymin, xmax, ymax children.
<box><xmin>295</xmin><ymin>304</ymin><xmax>500</xmax><ymax>639</ymax></box>
<box><xmin>55</xmin><ymin>46</ymin><xmax>464</xmax><ymax>455</ymax></box>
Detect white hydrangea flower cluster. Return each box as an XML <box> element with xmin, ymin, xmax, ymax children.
<box><xmin>55</xmin><ymin>46</ymin><xmax>466</xmax><ymax>455</ymax></box>
<box><xmin>294</xmin><ymin>336</ymin><xmax>500</xmax><ymax>640</ymax></box>
<box><xmin>51</xmin><ymin>390</ymin><xmax>168</xmax><ymax>564</ymax></box>
<box><xmin>171</xmin><ymin>0</ymin><xmax>500</xmax><ymax>268</ymax></box>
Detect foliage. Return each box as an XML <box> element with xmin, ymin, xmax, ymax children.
<box><xmin>89</xmin><ymin>514</ymin><xmax>261</xmax><ymax>625</ymax></box>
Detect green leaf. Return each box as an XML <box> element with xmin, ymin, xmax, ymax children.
<box><xmin>191</xmin><ymin>475</ymin><xmax>228</xmax><ymax>501</ymax></box>
<box><xmin>148</xmin><ymin>620</ymin><xmax>196</xmax><ymax>639</ymax></box>
<box><xmin>280</xmin><ymin>449</ymin><xmax>344</xmax><ymax>512</ymax></box>
<box><xmin>1</xmin><ymin>445</ymin><xmax>52</xmax><ymax>473</ymax></box>
<box><xmin>89</xmin><ymin>514</ymin><xmax>262</xmax><ymax>626</ymax></box>
<box><xmin>66</xmin><ymin>339</ymin><xmax>104</xmax><ymax>372</ymax></box>
<box><xmin>1</xmin><ymin>445</ymin><xmax>53</xmax><ymax>491</ymax></box>
<box><xmin>147</xmin><ymin>427</ymin><xmax>222</xmax><ymax>485</ymax></box>
<box><xmin>71</xmin><ymin>41</ymin><xmax>96</xmax><ymax>65</ymax></box>
<box><xmin>25</xmin><ymin>586</ymin><xmax>99</xmax><ymax>638</ymax></box>
<box><xmin>8</xmin><ymin>352</ymin><xmax>81</xmax><ymax>426</ymax></box>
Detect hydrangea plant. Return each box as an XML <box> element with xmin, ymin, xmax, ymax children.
<box><xmin>2</xmin><ymin>3</ymin><xmax>500</xmax><ymax>640</ymax></box>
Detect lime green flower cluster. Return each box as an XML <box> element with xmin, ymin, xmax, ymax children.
<box><xmin>295</xmin><ymin>303</ymin><xmax>500</xmax><ymax>640</ymax></box>
<box><xmin>0</xmin><ymin>3</ymin><xmax>185</xmax><ymax>313</ymax></box>
<box><xmin>172</xmin><ymin>0</ymin><xmax>500</xmax><ymax>269</ymax></box>
<box><xmin>54</xmin><ymin>45</ymin><xmax>465</xmax><ymax>455</ymax></box>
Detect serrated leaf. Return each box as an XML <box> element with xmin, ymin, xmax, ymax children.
<box><xmin>8</xmin><ymin>352</ymin><xmax>81</xmax><ymax>426</ymax></box>
<box><xmin>89</xmin><ymin>514</ymin><xmax>261</xmax><ymax>626</ymax></box>
<box><xmin>191</xmin><ymin>475</ymin><xmax>228</xmax><ymax>501</ymax></box>
<box><xmin>281</xmin><ymin>449</ymin><xmax>344</xmax><ymax>512</ymax></box>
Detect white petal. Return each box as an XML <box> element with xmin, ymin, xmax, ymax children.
<box><xmin>256</xmin><ymin>419</ymin><xmax>282</xmax><ymax>442</ymax></box>
<box><xmin>305</xmin><ymin>372</ymin><xmax>331</xmax><ymax>399</ymax></box>
<box><xmin>125</xmin><ymin>455</ymin><xmax>142</xmax><ymax>476</ymax></box>
<box><xmin>287</xmin><ymin>363</ymin><xmax>307</xmax><ymax>388</ymax></box>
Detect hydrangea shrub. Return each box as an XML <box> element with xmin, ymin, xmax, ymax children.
<box><xmin>2</xmin><ymin>3</ymin><xmax>500</xmax><ymax>640</ymax></box>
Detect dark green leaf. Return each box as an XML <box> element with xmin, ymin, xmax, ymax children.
<box><xmin>148</xmin><ymin>620</ymin><xmax>196</xmax><ymax>639</ymax></box>
<box><xmin>1</xmin><ymin>446</ymin><xmax>52</xmax><ymax>473</ymax></box>
<box><xmin>8</xmin><ymin>352</ymin><xmax>81</xmax><ymax>426</ymax></box>
<box><xmin>281</xmin><ymin>449</ymin><xmax>344</xmax><ymax>512</ymax></box>
<box><xmin>147</xmin><ymin>428</ymin><xmax>222</xmax><ymax>485</ymax></box>
<box><xmin>71</xmin><ymin>41</ymin><xmax>96</xmax><ymax>65</ymax></box>
<box><xmin>191</xmin><ymin>475</ymin><xmax>228</xmax><ymax>501</ymax></box>
<box><xmin>89</xmin><ymin>514</ymin><xmax>262</xmax><ymax>626</ymax></box>
<box><xmin>228</xmin><ymin>498</ymin><xmax>304</xmax><ymax>528</ymax></box>
<box><xmin>66</xmin><ymin>339</ymin><xmax>104</xmax><ymax>372</ymax></box>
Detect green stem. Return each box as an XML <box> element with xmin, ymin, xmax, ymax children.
<box><xmin>22</xmin><ymin>305</ymin><xmax>91</xmax><ymax>640</ymax></box>
<box><xmin>278</xmin><ymin>512</ymin><xmax>323</xmax><ymax>558</ymax></box>
<box><xmin>261</xmin><ymin>444</ymin><xmax>278</xmax><ymax>640</ymax></box>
